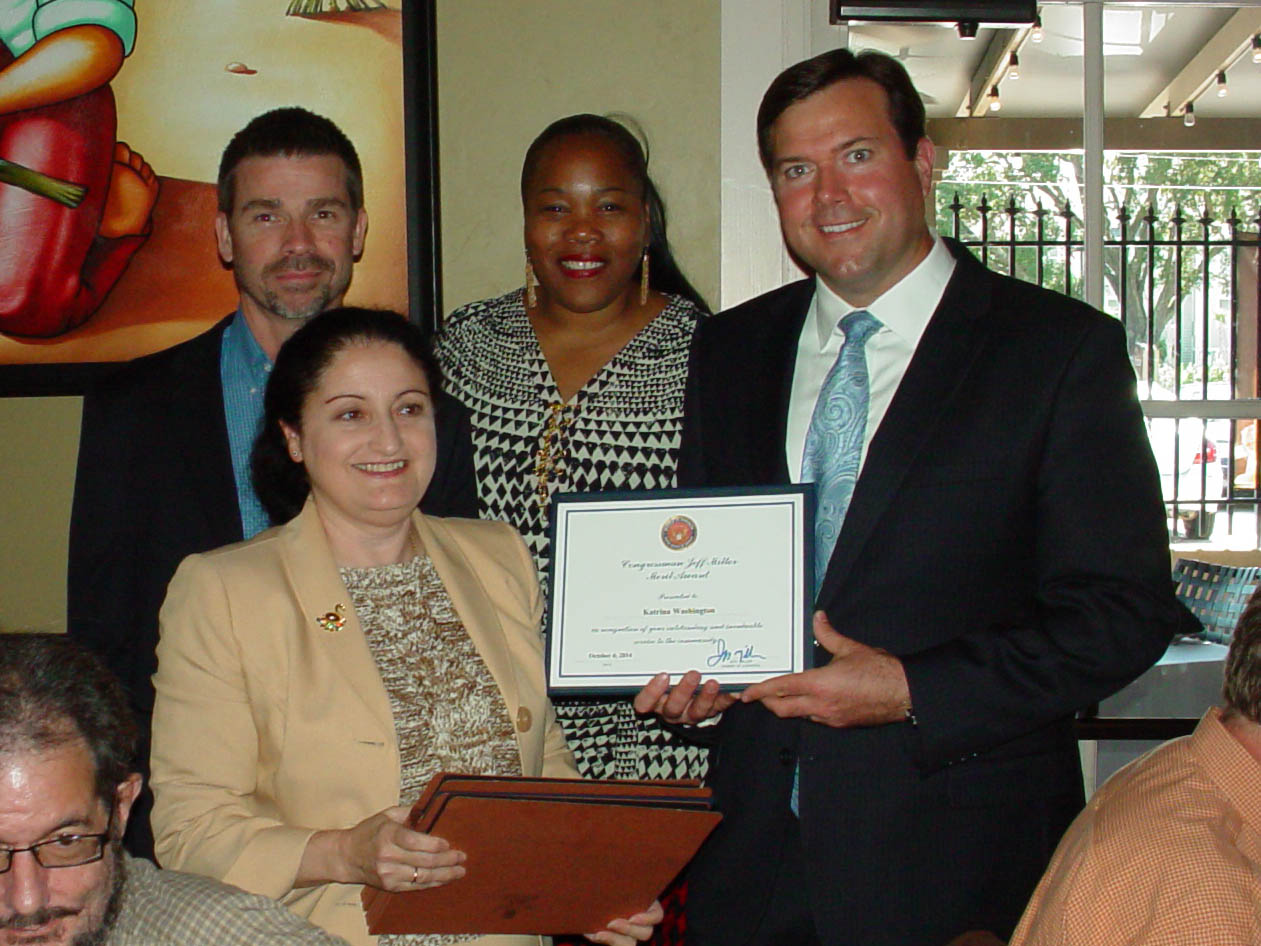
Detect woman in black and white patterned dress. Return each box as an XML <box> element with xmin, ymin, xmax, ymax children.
<box><xmin>434</xmin><ymin>115</ymin><xmax>710</xmax><ymax>786</ymax></box>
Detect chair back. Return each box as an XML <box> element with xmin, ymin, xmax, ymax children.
<box><xmin>1171</xmin><ymin>558</ymin><xmax>1261</xmax><ymax>644</ymax></box>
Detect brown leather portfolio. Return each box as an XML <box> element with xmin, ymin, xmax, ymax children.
<box><xmin>361</xmin><ymin>773</ymin><xmax>721</xmax><ymax>936</ymax></box>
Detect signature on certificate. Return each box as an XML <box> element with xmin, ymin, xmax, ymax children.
<box><xmin>706</xmin><ymin>638</ymin><xmax>766</xmax><ymax>668</ymax></box>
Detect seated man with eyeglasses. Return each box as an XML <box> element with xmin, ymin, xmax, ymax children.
<box><xmin>0</xmin><ymin>633</ymin><xmax>351</xmax><ymax>946</ymax></box>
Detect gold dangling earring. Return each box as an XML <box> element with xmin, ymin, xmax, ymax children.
<box><xmin>525</xmin><ymin>254</ymin><xmax>538</xmax><ymax>309</ymax></box>
<box><xmin>639</xmin><ymin>249</ymin><xmax>649</xmax><ymax>306</ymax></box>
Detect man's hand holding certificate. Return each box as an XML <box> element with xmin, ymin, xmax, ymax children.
<box><xmin>632</xmin><ymin>611</ymin><xmax>913</xmax><ymax>729</ymax></box>
<box><xmin>546</xmin><ymin>488</ymin><xmax>812</xmax><ymax>695</ymax></box>
<box><xmin>634</xmin><ymin>669</ymin><xmax>736</xmax><ymax>725</ymax></box>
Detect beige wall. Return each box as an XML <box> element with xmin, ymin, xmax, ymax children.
<box><xmin>0</xmin><ymin>397</ymin><xmax>80</xmax><ymax>633</ymax></box>
<box><xmin>437</xmin><ymin>0</ymin><xmax>721</xmax><ymax>313</ymax></box>
<box><xmin>1</xmin><ymin>2</ymin><xmax>722</xmax><ymax>632</ymax></box>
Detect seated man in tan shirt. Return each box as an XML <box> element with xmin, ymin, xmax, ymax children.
<box><xmin>1009</xmin><ymin>596</ymin><xmax>1261</xmax><ymax>945</ymax></box>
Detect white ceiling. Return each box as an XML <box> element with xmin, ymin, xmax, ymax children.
<box><xmin>845</xmin><ymin>4</ymin><xmax>1261</xmax><ymax>119</ymax></box>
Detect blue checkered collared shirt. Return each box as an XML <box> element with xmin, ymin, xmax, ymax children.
<box><xmin>219</xmin><ymin>312</ymin><xmax>273</xmax><ymax>539</ymax></box>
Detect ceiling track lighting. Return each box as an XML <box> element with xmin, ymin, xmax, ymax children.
<box><xmin>1008</xmin><ymin>52</ymin><xmax>1020</xmax><ymax>80</ymax></box>
<box><xmin>1183</xmin><ymin>102</ymin><xmax>1196</xmax><ymax>128</ymax></box>
<box><xmin>987</xmin><ymin>85</ymin><xmax>1002</xmax><ymax>112</ymax></box>
<box><xmin>1030</xmin><ymin>12</ymin><xmax>1044</xmax><ymax>44</ymax></box>
<box><xmin>1217</xmin><ymin>71</ymin><xmax>1228</xmax><ymax>98</ymax></box>
<box><xmin>1252</xmin><ymin>34</ymin><xmax>1261</xmax><ymax>64</ymax></box>
<box><xmin>957</xmin><ymin>21</ymin><xmax>978</xmax><ymax>40</ymax></box>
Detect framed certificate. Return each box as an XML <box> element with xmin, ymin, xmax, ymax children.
<box><xmin>546</xmin><ymin>486</ymin><xmax>813</xmax><ymax>695</ymax></box>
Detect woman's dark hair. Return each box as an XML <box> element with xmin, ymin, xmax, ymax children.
<box><xmin>520</xmin><ymin>114</ymin><xmax>709</xmax><ymax>313</ymax></box>
<box><xmin>757</xmin><ymin>48</ymin><xmax>926</xmax><ymax>170</ymax></box>
<box><xmin>251</xmin><ymin>307</ymin><xmax>443</xmax><ymax>525</ymax></box>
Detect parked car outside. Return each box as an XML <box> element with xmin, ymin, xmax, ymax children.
<box><xmin>1234</xmin><ymin>421</ymin><xmax>1256</xmax><ymax>497</ymax></box>
<box><xmin>1146</xmin><ymin>415</ymin><xmax>1226</xmax><ymax>540</ymax></box>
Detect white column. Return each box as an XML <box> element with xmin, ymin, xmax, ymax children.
<box><xmin>719</xmin><ymin>0</ymin><xmax>848</xmax><ymax>309</ymax></box>
<box><xmin>1083</xmin><ymin>0</ymin><xmax>1106</xmax><ymax>312</ymax></box>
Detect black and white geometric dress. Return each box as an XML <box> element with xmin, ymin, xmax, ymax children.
<box><xmin>434</xmin><ymin>289</ymin><xmax>710</xmax><ymax>781</ymax></box>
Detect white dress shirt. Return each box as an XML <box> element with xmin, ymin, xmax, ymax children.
<box><xmin>786</xmin><ymin>236</ymin><xmax>957</xmax><ymax>480</ymax></box>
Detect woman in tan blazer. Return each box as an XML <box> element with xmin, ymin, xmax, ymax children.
<box><xmin>149</xmin><ymin>308</ymin><xmax>660</xmax><ymax>946</ymax></box>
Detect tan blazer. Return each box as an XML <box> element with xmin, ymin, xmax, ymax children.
<box><xmin>151</xmin><ymin>501</ymin><xmax>577</xmax><ymax>946</ymax></box>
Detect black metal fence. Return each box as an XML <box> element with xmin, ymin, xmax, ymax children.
<box><xmin>942</xmin><ymin>193</ymin><xmax>1261</xmax><ymax>547</ymax></box>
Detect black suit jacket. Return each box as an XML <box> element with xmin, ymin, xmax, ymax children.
<box><xmin>67</xmin><ymin>315</ymin><xmax>477</xmax><ymax>857</ymax></box>
<box><xmin>678</xmin><ymin>240</ymin><xmax>1189</xmax><ymax>946</ymax></box>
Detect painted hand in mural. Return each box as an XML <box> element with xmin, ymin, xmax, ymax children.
<box><xmin>0</xmin><ymin>6</ymin><xmax>156</xmax><ymax>338</ymax></box>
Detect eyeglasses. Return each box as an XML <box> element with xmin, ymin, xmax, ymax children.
<box><xmin>0</xmin><ymin>811</ymin><xmax>113</xmax><ymax>873</ymax></box>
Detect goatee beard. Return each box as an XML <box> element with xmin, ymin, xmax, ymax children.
<box><xmin>263</xmin><ymin>285</ymin><xmax>333</xmax><ymax>321</ymax></box>
<box><xmin>255</xmin><ymin>253</ymin><xmax>338</xmax><ymax>320</ymax></box>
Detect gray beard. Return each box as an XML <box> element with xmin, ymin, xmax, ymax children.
<box><xmin>72</xmin><ymin>844</ymin><xmax>125</xmax><ymax>946</ymax></box>
<box><xmin>260</xmin><ymin>284</ymin><xmax>333</xmax><ymax>321</ymax></box>
<box><xmin>246</xmin><ymin>252</ymin><xmax>339</xmax><ymax>321</ymax></box>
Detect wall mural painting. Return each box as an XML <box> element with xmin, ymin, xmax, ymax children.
<box><xmin>0</xmin><ymin>1</ymin><xmax>154</xmax><ymax>340</ymax></box>
<box><xmin>0</xmin><ymin>0</ymin><xmax>427</xmax><ymax>395</ymax></box>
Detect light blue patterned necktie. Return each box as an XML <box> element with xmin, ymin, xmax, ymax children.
<box><xmin>792</xmin><ymin>308</ymin><xmax>880</xmax><ymax>816</ymax></box>
<box><xmin>801</xmin><ymin>309</ymin><xmax>882</xmax><ymax>589</ymax></box>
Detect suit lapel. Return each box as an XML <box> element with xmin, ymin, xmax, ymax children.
<box><xmin>170</xmin><ymin>317</ymin><xmax>243</xmax><ymax>546</ymax></box>
<box><xmin>816</xmin><ymin>246</ymin><xmax>993</xmax><ymax>606</ymax></box>
<box><xmin>277</xmin><ymin>501</ymin><xmax>397</xmax><ymax>734</ymax></box>
<box><xmin>758</xmin><ymin>280</ymin><xmax>815</xmax><ymax>484</ymax></box>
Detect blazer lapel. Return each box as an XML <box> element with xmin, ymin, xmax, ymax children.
<box><xmin>816</xmin><ymin>246</ymin><xmax>993</xmax><ymax>606</ymax></box>
<box><xmin>170</xmin><ymin>316</ymin><xmax>243</xmax><ymax>546</ymax></box>
<box><xmin>760</xmin><ymin>280</ymin><xmax>815</xmax><ymax>484</ymax></box>
<box><xmin>277</xmin><ymin>501</ymin><xmax>397</xmax><ymax>735</ymax></box>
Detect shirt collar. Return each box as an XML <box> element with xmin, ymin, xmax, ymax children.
<box><xmin>222</xmin><ymin>309</ymin><xmax>273</xmax><ymax>376</ymax></box>
<box><xmin>812</xmin><ymin>235</ymin><xmax>956</xmax><ymax>348</ymax></box>
<box><xmin>1194</xmin><ymin>707</ymin><xmax>1261</xmax><ymax>834</ymax></box>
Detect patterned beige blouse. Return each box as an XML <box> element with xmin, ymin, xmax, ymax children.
<box><xmin>341</xmin><ymin>554</ymin><xmax>522</xmax><ymax>946</ymax></box>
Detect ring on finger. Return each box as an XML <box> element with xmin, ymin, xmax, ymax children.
<box><xmin>411</xmin><ymin>866</ymin><xmax>419</xmax><ymax>885</ymax></box>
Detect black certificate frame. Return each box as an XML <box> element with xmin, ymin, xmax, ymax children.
<box><xmin>545</xmin><ymin>485</ymin><xmax>815</xmax><ymax>697</ymax></box>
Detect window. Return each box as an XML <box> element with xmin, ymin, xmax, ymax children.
<box><xmin>939</xmin><ymin>148</ymin><xmax>1261</xmax><ymax>548</ymax></box>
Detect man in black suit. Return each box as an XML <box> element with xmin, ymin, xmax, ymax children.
<box><xmin>68</xmin><ymin>108</ymin><xmax>474</xmax><ymax>859</ymax></box>
<box><xmin>636</xmin><ymin>49</ymin><xmax>1189</xmax><ymax>946</ymax></box>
